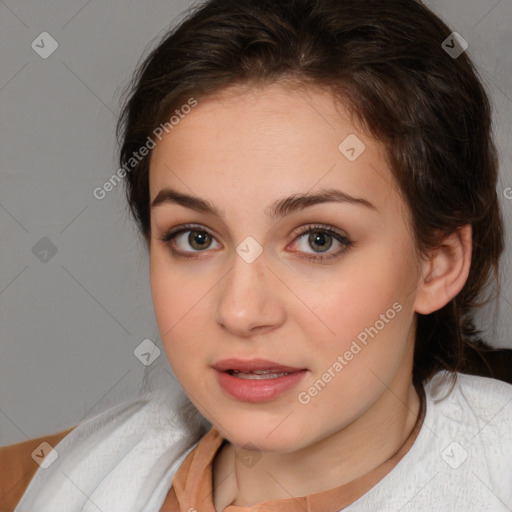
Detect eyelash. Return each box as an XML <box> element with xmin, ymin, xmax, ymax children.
<box><xmin>158</xmin><ymin>223</ymin><xmax>353</xmax><ymax>263</ymax></box>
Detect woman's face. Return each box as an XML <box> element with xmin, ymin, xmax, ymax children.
<box><xmin>149</xmin><ymin>82</ymin><xmax>424</xmax><ymax>452</ymax></box>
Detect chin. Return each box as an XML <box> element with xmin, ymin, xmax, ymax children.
<box><xmin>214</xmin><ymin>417</ymin><xmax>309</xmax><ymax>453</ymax></box>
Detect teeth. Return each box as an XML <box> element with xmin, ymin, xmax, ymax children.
<box><xmin>231</xmin><ymin>369</ymin><xmax>285</xmax><ymax>374</ymax></box>
<box><xmin>230</xmin><ymin>370</ymin><xmax>290</xmax><ymax>380</ymax></box>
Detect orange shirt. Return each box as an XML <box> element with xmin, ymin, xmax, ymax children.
<box><xmin>0</xmin><ymin>426</ymin><xmax>76</xmax><ymax>512</ymax></box>
<box><xmin>1</xmin><ymin>402</ymin><xmax>424</xmax><ymax>512</ymax></box>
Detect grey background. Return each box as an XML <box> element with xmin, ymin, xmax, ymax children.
<box><xmin>1</xmin><ymin>0</ymin><xmax>511</xmax><ymax>446</ymax></box>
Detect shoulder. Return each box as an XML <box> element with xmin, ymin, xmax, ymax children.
<box><xmin>455</xmin><ymin>370</ymin><xmax>512</xmax><ymax>400</ymax></box>
<box><xmin>427</xmin><ymin>371</ymin><xmax>512</xmax><ymax>426</ymax></box>
<box><xmin>431</xmin><ymin>370</ymin><xmax>512</xmax><ymax>410</ymax></box>
<box><xmin>426</xmin><ymin>371</ymin><xmax>512</xmax><ymax>472</ymax></box>
<box><xmin>0</xmin><ymin>426</ymin><xmax>76</xmax><ymax>510</ymax></box>
<box><xmin>455</xmin><ymin>372</ymin><xmax>512</xmax><ymax>435</ymax></box>
<box><xmin>425</xmin><ymin>373</ymin><xmax>512</xmax><ymax>502</ymax></box>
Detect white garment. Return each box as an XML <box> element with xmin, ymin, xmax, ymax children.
<box><xmin>346</xmin><ymin>371</ymin><xmax>512</xmax><ymax>511</ymax></box>
<box><xmin>14</xmin><ymin>382</ymin><xmax>200</xmax><ymax>512</ymax></box>
<box><xmin>14</xmin><ymin>371</ymin><xmax>512</xmax><ymax>512</ymax></box>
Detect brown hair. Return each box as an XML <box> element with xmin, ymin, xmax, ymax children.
<box><xmin>117</xmin><ymin>0</ymin><xmax>511</xmax><ymax>402</ymax></box>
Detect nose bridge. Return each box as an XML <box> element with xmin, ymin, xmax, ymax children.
<box><xmin>226</xmin><ymin>233</ymin><xmax>267</xmax><ymax>297</ymax></box>
<box><xmin>221</xmin><ymin>248</ymin><xmax>267</xmax><ymax>312</ymax></box>
<box><xmin>215</xmin><ymin>246</ymin><xmax>284</xmax><ymax>335</ymax></box>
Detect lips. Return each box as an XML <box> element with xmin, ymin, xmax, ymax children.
<box><xmin>212</xmin><ymin>358</ymin><xmax>308</xmax><ymax>402</ymax></box>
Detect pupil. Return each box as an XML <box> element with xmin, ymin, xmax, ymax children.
<box><xmin>309</xmin><ymin>232</ymin><xmax>332</xmax><ymax>252</ymax></box>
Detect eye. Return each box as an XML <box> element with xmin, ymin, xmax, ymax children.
<box><xmin>158</xmin><ymin>224</ymin><xmax>221</xmax><ymax>258</ymax></box>
<box><xmin>289</xmin><ymin>224</ymin><xmax>353</xmax><ymax>262</ymax></box>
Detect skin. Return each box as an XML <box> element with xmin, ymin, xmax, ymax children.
<box><xmin>148</xmin><ymin>82</ymin><xmax>472</xmax><ymax>509</ymax></box>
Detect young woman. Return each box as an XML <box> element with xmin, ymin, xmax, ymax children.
<box><xmin>3</xmin><ymin>0</ymin><xmax>512</xmax><ymax>511</ymax></box>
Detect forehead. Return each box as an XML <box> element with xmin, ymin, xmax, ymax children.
<box><xmin>148</xmin><ymin>83</ymin><xmax>401</xmax><ymax>217</ymax></box>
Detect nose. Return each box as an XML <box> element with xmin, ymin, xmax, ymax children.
<box><xmin>214</xmin><ymin>250</ymin><xmax>286</xmax><ymax>337</ymax></box>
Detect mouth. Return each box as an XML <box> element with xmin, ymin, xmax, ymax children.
<box><xmin>225</xmin><ymin>369</ymin><xmax>296</xmax><ymax>379</ymax></box>
<box><xmin>212</xmin><ymin>358</ymin><xmax>308</xmax><ymax>402</ymax></box>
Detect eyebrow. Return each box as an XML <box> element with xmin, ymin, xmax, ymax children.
<box><xmin>151</xmin><ymin>186</ymin><xmax>377</xmax><ymax>220</ymax></box>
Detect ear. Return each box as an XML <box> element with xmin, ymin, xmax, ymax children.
<box><xmin>414</xmin><ymin>224</ymin><xmax>472</xmax><ymax>315</ymax></box>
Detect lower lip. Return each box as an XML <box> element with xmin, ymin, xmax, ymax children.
<box><xmin>214</xmin><ymin>369</ymin><xmax>307</xmax><ymax>403</ymax></box>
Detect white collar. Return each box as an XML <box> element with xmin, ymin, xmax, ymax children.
<box><xmin>14</xmin><ymin>382</ymin><xmax>200</xmax><ymax>512</ymax></box>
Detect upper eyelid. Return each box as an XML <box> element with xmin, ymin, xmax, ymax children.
<box><xmin>163</xmin><ymin>223</ymin><xmax>347</xmax><ymax>239</ymax></box>
<box><xmin>163</xmin><ymin>223</ymin><xmax>218</xmax><ymax>241</ymax></box>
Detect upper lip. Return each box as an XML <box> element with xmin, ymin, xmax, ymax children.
<box><xmin>212</xmin><ymin>358</ymin><xmax>306</xmax><ymax>373</ymax></box>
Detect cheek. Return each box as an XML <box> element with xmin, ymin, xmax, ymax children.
<box><xmin>150</xmin><ymin>247</ymin><xmax>201</xmax><ymax>329</ymax></box>
<box><xmin>149</xmin><ymin>254</ymin><xmax>225</xmax><ymax>396</ymax></box>
<box><xmin>295</xmin><ymin>246</ymin><xmax>416</xmax><ymax>363</ymax></box>
<box><xmin>292</xmin><ymin>263</ymin><xmax>414</xmax><ymax>426</ymax></box>
<box><xmin>149</xmin><ymin>251</ymin><xmax>205</xmax><ymax>364</ymax></box>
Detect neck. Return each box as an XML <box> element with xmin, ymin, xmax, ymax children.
<box><xmin>213</xmin><ymin>373</ymin><xmax>422</xmax><ymax>510</ymax></box>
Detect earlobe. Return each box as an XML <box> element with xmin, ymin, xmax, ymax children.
<box><xmin>414</xmin><ymin>224</ymin><xmax>472</xmax><ymax>315</ymax></box>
